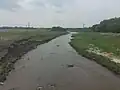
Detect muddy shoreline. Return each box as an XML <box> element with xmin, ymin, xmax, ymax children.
<box><xmin>0</xmin><ymin>33</ymin><xmax>67</xmax><ymax>82</ymax></box>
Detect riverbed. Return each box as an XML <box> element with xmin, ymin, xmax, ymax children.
<box><xmin>1</xmin><ymin>33</ymin><xmax>120</xmax><ymax>90</ymax></box>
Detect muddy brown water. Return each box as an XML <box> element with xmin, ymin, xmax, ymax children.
<box><xmin>1</xmin><ymin>33</ymin><xmax>120</xmax><ymax>90</ymax></box>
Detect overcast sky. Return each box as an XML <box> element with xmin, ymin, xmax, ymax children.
<box><xmin>0</xmin><ymin>0</ymin><xmax>120</xmax><ymax>28</ymax></box>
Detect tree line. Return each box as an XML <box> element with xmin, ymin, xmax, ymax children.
<box><xmin>91</xmin><ymin>17</ymin><xmax>120</xmax><ymax>33</ymax></box>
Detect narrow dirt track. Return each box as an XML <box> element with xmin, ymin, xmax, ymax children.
<box><xmin>1</xmin><ymin>34</ymin><xmax>120</xmax><ymax>90</ymax></box>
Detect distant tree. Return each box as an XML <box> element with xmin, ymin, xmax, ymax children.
<box><xmin>51</xmin><ymin>26</ymin><xmax>66</xmax><ymax>31</ymax></box>
<box><xmin>91</xmin><ymin>17</ymin><xmax>120</xmax><ymax>33</ymax></box>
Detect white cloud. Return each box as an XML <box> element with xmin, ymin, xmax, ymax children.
<box><xmin>0</xmin><ymin>0</ymin><xmax>120</xmax><ymax>27</ymax></box>
<box><xmin>0</xmin><ymin>0</ymin><xmax>20</xmax><ymax>11</ymax></box>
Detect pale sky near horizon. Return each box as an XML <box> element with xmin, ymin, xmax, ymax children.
<box><xmin>0</xmin><ymin>0</ymin><xmax>120</xmax><ymax>28</ymax></box>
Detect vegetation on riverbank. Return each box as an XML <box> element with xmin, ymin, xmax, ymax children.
<box><xmin>0</xmin><ymin>29</ymin><xmax>67</xmax><ymax>82</ymax></box>
<box><xmin>70</xmin><ymin>32</ymin><xmax>120</xmax><ymax>74</ymax></box>
<box><xmin>91</xmin><ymin>17</ymin><xmax>120</xmax><ymax>33</ymax></box>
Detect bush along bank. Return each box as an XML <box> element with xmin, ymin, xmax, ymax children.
<box><xmin>69</xmin><ymin>41</ymin><xmax>120</xmax><ymax>75</ymax></box>
<box><xmin>0</xmin><ymin>32</ymin><xmax>67</xmax><ymax>82</ymax></box>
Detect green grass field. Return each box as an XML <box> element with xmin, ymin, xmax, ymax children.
<box><xmin>0</xmin><ymin>29</ymin><xmax>66</xmax><ymax>60</ymax></box>
<box><xmin>71</xmin><ymin>32</ymin><xmax>120</xmax><ymax>56</ymax></box>
<box><xmin>0</xmin><ymin>28</ymin><xmax>66</xmax><ymax>62</ymax></box>
<box><xmin>70</xmin><ymin>32</ymin><xmax>120</xmax><ymax>74</ymax></box>
<box><xmin>0</xmin><ymin>29</ymin><xmax>50</xmax><ymax>41</ymax></box>
<box><xmin>0</xmin><ymin>29</ymin><xmax>59</xmax><ymax>54</ymax></box>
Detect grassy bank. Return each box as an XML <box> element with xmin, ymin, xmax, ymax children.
<box><xmin>70</xmin><ymin>32</ymin><xmax>120</xmax><ymax>74</ymax></box>
<box><xmin>0</xmin><ymin>29</ymin><xmax>67</xmax><ymax>82</ymax></box>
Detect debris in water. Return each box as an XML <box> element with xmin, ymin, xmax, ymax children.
<box><xmin>48</xmin><ymin>84</ymin><xmax>56</xmax><ymax>87</ymax></box>
<box><xmin>36</xmin><ymin>86</ymin><xmax>44</xmax><ymax>90</ymax></box>
<box><xmin>41</xmin><ymin>56</ymin><xmax>43</xmax><ymax>60</ymax></box>
<box><xmin>8</xmin><ymin>87</ymin><xmax>20</xmax><ymax>90</ymax></box>
<box><xmin>48</xmin><ymin>84</ymin><xmax>56</xmax><ymax>89</ymax></box>
<box><xmin>50</xmin><ymin>52</ymin><xmax>55</xmax><ymax>54</ymax></box>
<box><xmin>0</xmin><ymin>82</ymin><xmax>4</xmax><ymax>85</ymax></box>
<box><xmin>28</xmin><ymin>57</ymin><xmax>30</xmax><ymax>60</ymax></box>
<box><xmin>67</xmin><ymin>64</ymin><xmax>74</xmax><ymax>68</ymax></box>
<box><xmin>9</xmin><ymin>88</ymin><xmax>15</xmax><ymax>90</ymax></box>
<box><xmin>56</xmin><ymin>45</ymin><xmax>60</xmax><ymax>47</ymax></box>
